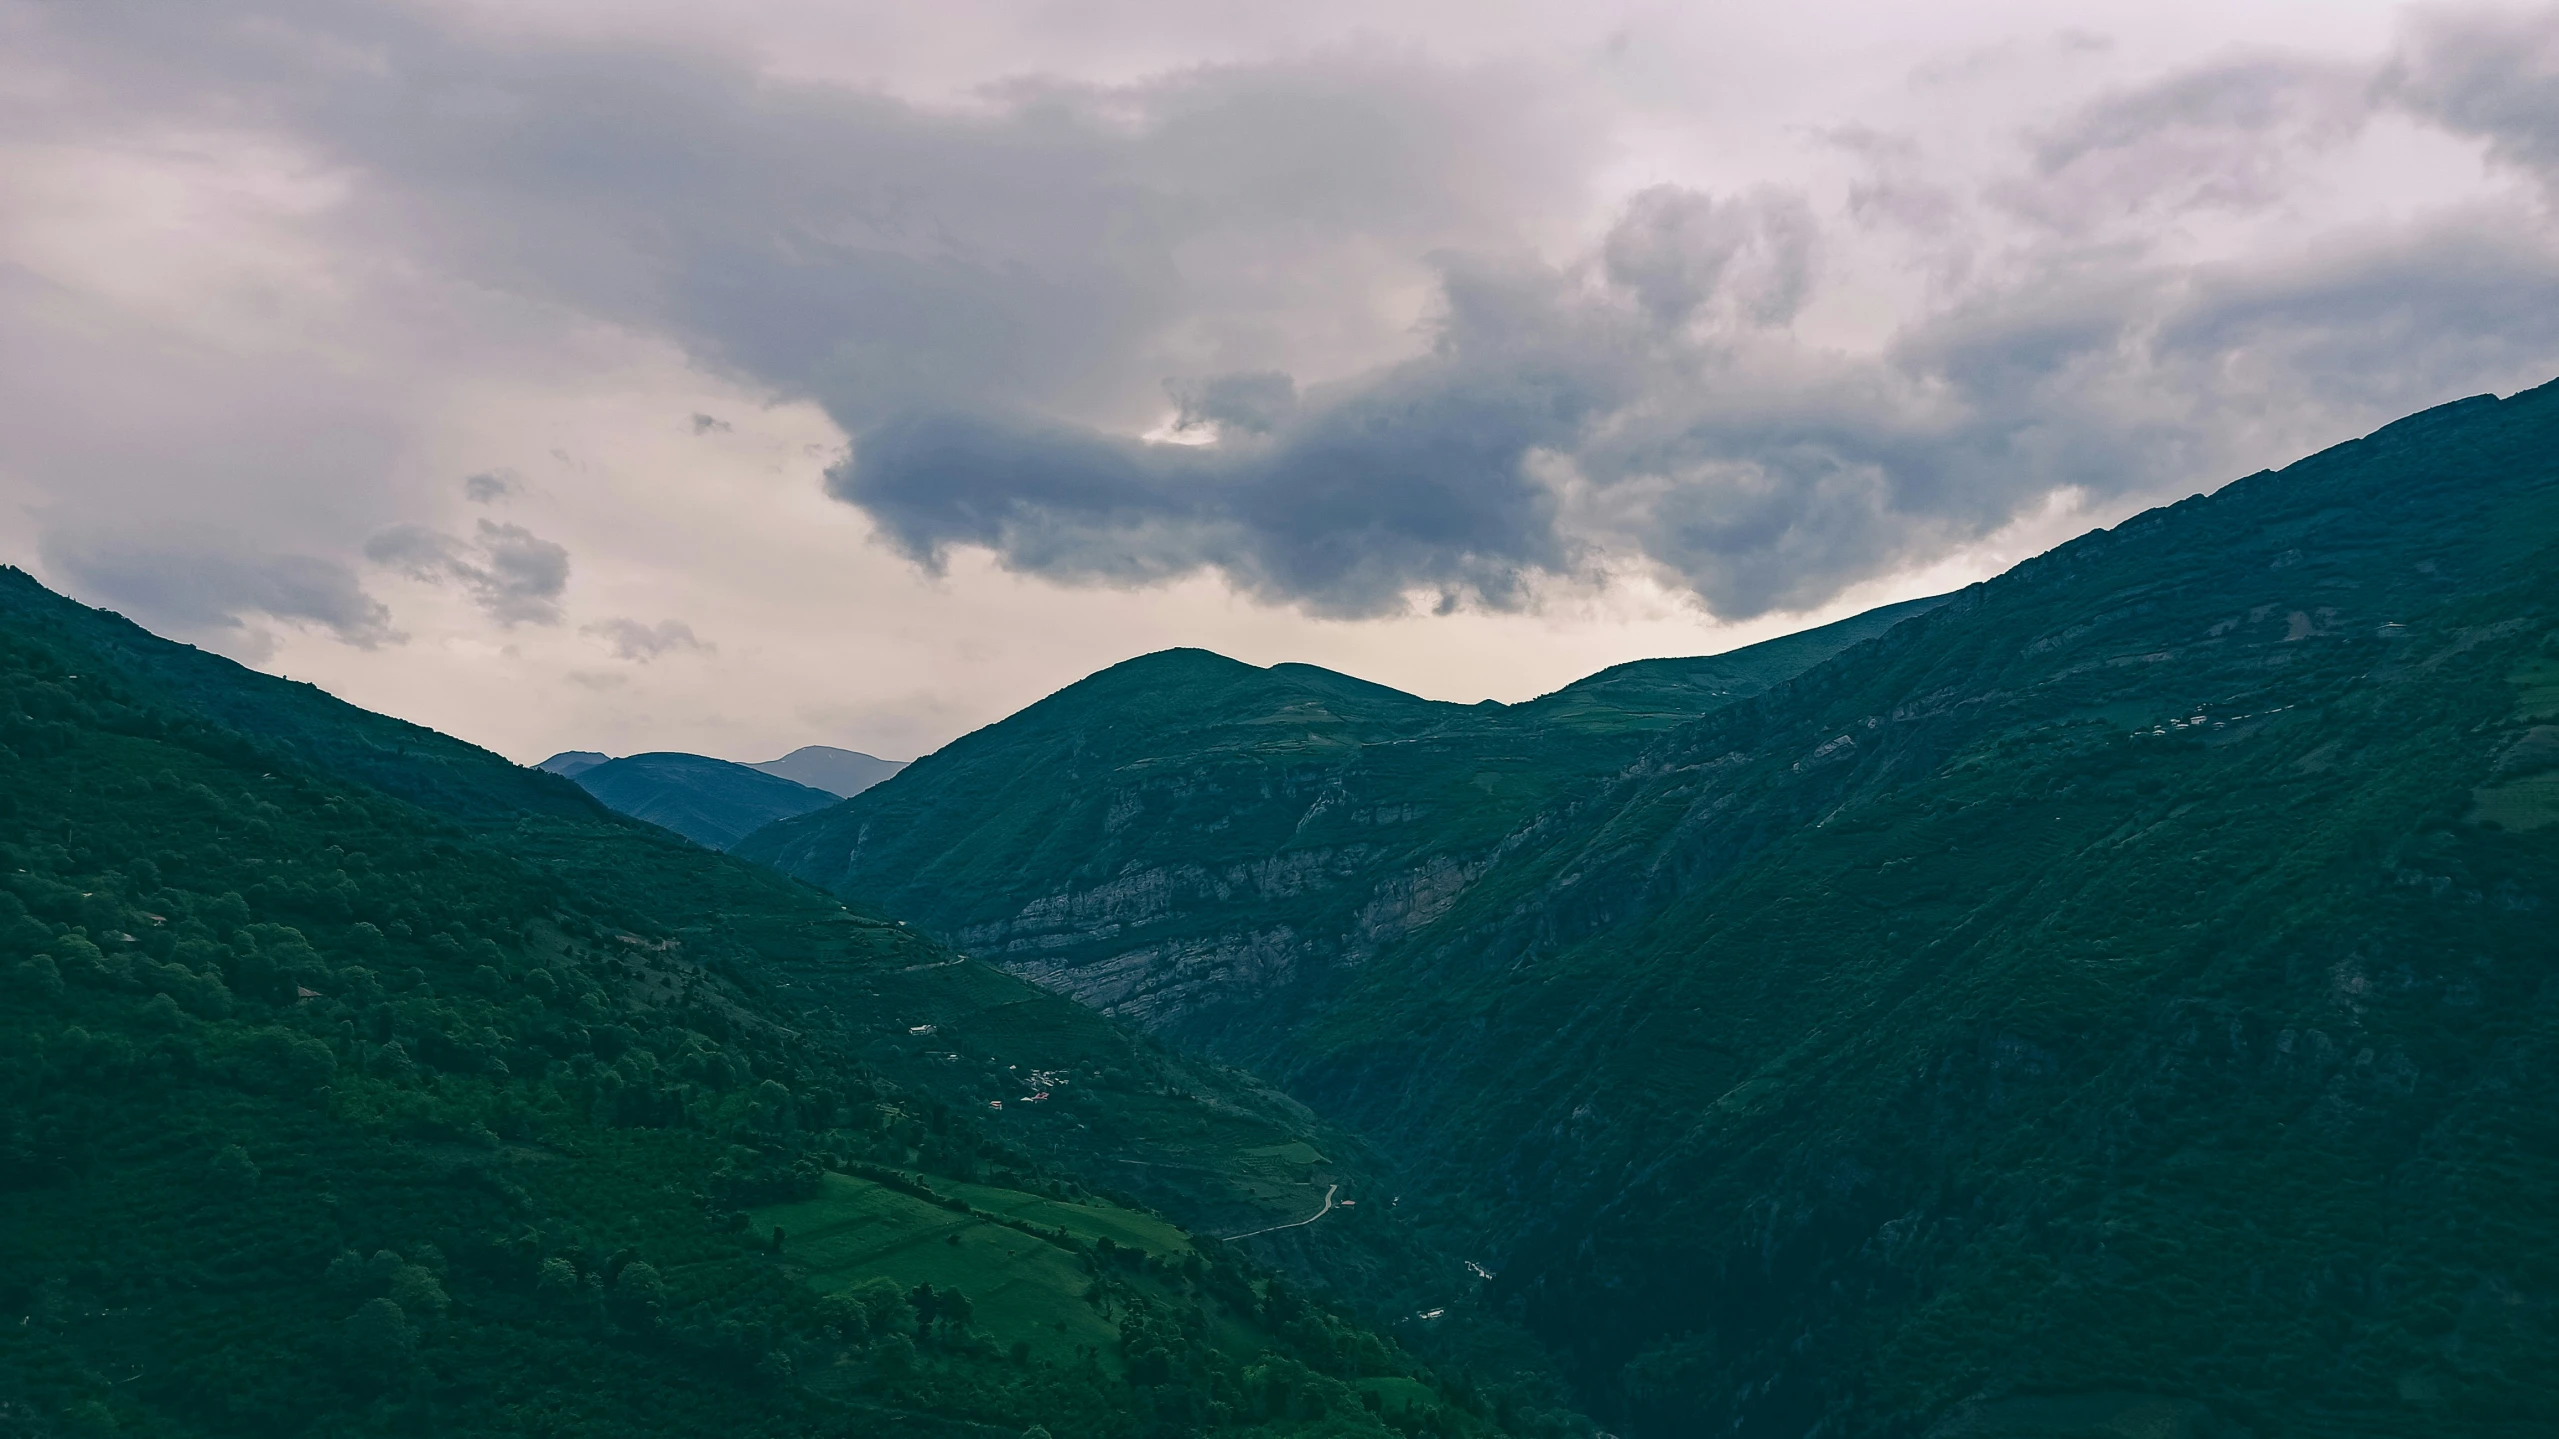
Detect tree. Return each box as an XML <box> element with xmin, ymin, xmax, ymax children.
<box><xmin>388</xmin><ymin>1263</ymin><xmax>449</xmax><ymax>1317</ymax></box>
<box><xmin>340</xmin><ymin>1297</ymin><xmax>415</xmax><ymax>1374</ymax></box>
<box><xmin>851</xmin><ymin>1276</ymin><xmax>912</xmax><ymax>1337</ymax></box>
<box><xmin>210</xmin><ymin>1143</ymin><xmax>259</xmax><ymax>1193</ymax></box>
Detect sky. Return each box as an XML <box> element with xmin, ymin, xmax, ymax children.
<box><xmin>5</xmin><ymin>1</ymin><xmax>2559</xmax><ymax>764</ymax></box>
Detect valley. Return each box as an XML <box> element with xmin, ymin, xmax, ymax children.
<box><xmin>737</xmin><ymin>385</ymin><xmax>2559</xmax><ymax>1436</ymax></box>
<box><xmin>5</xmin><ymin>383</ymin><xmax>2556</xmax><ymax>1438</ymax></box>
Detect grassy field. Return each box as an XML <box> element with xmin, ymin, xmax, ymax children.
<box><xmin>757</xmin><ymin>1172</ymin><xmax>1206</xmax><ymax>1368</ymax></box>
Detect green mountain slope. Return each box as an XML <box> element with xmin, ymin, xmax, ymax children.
<box><xmin>734</xmin><ymin>599</ymin><xmax>1945</xmax><ymax>1052</ymax></box>
<box><xmin>0</xmin><ymin>576</ymin><xmax>1571</xmax><ymax>1437</ymax></box>
<box><xmin>1508</xmin><ymin>593</ymin><xmax>1951</xmax><ymax>734</ymax></box>
<box><xmin>1274</xmin><ymin>388</ymin><xmax>2559</xmax><ymax>1436</ymax></box>
<box><xmin>0</xmin><ymin>569</ymin><xmax>598</xmax><ymax>829</ymax></box>
<box><xmin>559</xmin><ymin>751</ymin><xmax>840</xmax><ymax>850</ymax></box>
<box><xmin>743</xmin><ymin>385</ymin><xmax>2559</xmax><ymax>1437</ymax></box>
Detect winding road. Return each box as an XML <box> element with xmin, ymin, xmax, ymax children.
<box><xmin>1220</xmin><ymin>1184</ymin><xmax>1338</xmax><ymax>1242</ymax></box>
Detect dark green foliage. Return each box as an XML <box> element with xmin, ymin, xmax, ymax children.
<box><xmin>1300</xmin><ymin>390</ymin><xmax>2559</xmax><ymax>1436</ymax></box>
<box><xmin>0</xmin><ymin>595</ymin><xmax>1518</xmax><ymax>1438</ymax></box>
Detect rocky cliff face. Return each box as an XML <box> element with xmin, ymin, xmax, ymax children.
<box><xmin>956</xmin><ymin>842</ymin><xmax>1496</xmax><ymax>1036</ymax></box>
<box><xmin>737</xmin><ymin>607</ymin><xmax>1944</xmax><ymax>1056</ymax></box>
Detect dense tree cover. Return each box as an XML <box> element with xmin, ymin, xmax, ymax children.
<box><xmin>1283</xmin><ymin>391</ymin><xmax>2559</xmax><ymax>1436</ymax></box>
<box><xmin>0</xmin><ymin>623</ymin><xmax>1537</xmax><ymax>1437</ymax></box>
<box><xmin>735</xmin><ymin>385</ymin><xmax>2559</xmax><ymax>1436</ymax></box>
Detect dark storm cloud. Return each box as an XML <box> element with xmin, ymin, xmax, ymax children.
<box><xmin>831</xmin><ymin>251</ymin><xmax>1622</xmax><ymax>614</ymax></box>
<box><xmin>365</xmin><ymin>519</ymin><xmax>571</xmax><ymax>626</ymax></box>
<box><xmin>841</xmin><ymin>168</ymin><xmax>2559</xmax><ymax>617</ymax></box>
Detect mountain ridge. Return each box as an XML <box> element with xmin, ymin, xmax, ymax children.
<box><xmin>735</xmin><ymin>596</ymin><xmax>1955</xmax><ymax>1046</ymax></box>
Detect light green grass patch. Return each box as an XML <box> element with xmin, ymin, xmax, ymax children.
<box><xmin>759</xmin><ymin>1173</ymin><xmax>1119</xmax><ymax>1364</ymax></box>
<box><xmin>941</xmin><ymin>1179</ymin><xmax>1192</xmax><ymax>1257</ymax></box>
<box><xmin>1357</xmin><ymin>1376</ymin><xmax>1440</xmax><ymax>1413</ymax></box>
<box><xmin>757</xmin><ymin>1172</ymin><xmax>1215</xmax><ymax>1368</ymax></box>
<box><xmin>2515</xmin><ymin>657</ymin><xmax>2559</xmax><ymax>722</ymax></box>
<box><xmin>2472</xmin><ymin>772</ymin><xmax>2559</xmax><ymax>831</ymax></box>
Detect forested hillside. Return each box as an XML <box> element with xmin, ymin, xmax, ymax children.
<box><xmin>742</xmin><ymin>386</ymin><xmax>2559</xmax><ymax>1437</ymax></box>
<box><xmin>0</xmin><ymin>577</ymin><xmax>1570</xmax><ymax>1438</ymax></box>
<box><xmin>737</xmin><ymin>598</ymin><xmax>1944</xmax><ymax>1050</ymax></box>
<box><xmin>1284</xmin><ymin>388</ymin><xmax>2559</xmax><ymax>1437</ymax></box>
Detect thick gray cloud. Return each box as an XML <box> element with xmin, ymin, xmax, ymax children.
<box><xmin>771</xmin><ymin>7</ymin><xmax>2559</xmax><ymax>616</ymax></box>
<box><xmin>365</xmin><ymin>519</ymin><xmax>571</xmax><ymax>626</ymax></box>
<box><xmin>12</xmin><ymin>0</ymin><xmax>2559</xmax><ymax>640</ymax></box>
<box><xmin>832</xmin><ymin>250</ymin><xmax>1616</xmax><ymax>613</ymax></box>
<box><xmin>839</xmin><ymin>174</ymin><xmax>2559</xmax><ymax>616</ymax></box>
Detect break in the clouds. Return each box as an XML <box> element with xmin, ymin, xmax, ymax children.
<box><xmin>6</xmin><ymin>0</ymin><xmax>2559</xmax><ymax>753</ymax></box>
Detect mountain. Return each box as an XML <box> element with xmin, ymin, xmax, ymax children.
<box><xmin>734</xmin><ymin>595</ymin><xmax>1950</xmax><ymax>1045</ymax></box>
<box><xmin>740</xmin><ymin>384</ymin><xmax>2559</xmax><ymax>1436</ymax></box>
<box><xmin>1506</xmin><ymin>592</ymin><xmax>1952</xmax><ymax>734</ymax></box>
<box><xmin>747</xmin><ymin>745</ymin><xmax>907</xmax><ymax>798</ymax></box>
<box><xmin>0</xmin><ymin>571</ymin><xmax>1564</xmax><ymax>1438</ymax></box>
<box><xmin>529</xmin><ymin>746</ymin><xmax>905</xmax><ymax>851</ymax></box>
<box><xmin>555</xmin><ymin>751</ymin><xmax>841</xmax><ymax>850</ymax></box>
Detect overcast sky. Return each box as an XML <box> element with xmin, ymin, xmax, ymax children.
<box><xmin>6</xmin><ymin>1</ymin><xmax>2559</xmax><ymax>764</ymax></box>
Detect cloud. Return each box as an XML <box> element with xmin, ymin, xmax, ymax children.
<box><xmin>14</xmin><ymin>0</ymin><xmax>2559</xmax><ymax>644</ymax></box>
<box><xmin>41</xmin><ymin>541</ymin><xmax>399</xmax><ymax>660</ymax></box>
<box><xmin>837</xmin><ymin>168</ymin><xmax>2559</xmax><ymax>618</ymax></box>
<box><xmin>689</xmin><ymin>413</ymin><xmax>731</xmax><ymax>434</ymax></box>
<box><xmin>583</xmin><ymin>617</ymin><xmax>712</xmax><ymax>661</ymax></box>
<box><xmin>365</xmin><ymin>519</ymin><xmax>571</xmax><ymax>626</ymax></box>
<box><xmin>1602</xmin><ymin>185</ymin><xmax>1817</xmax><ymax>329</ymax></box>
<box><xmin>2002</xmin><ymin>55</ymin><xmax>2375</xmax><ymax>226</ymax></box>
<box><xmin>1166</xmin><ymin>372</ymin><xmax>1296</xmax><ymax>438</ymax></box>
<box><xmin>830</xmin><ymin>249</ymin><xmax>1613</xmax><ymax>615</ymax></box>
<box><xmin>2389</xmin><ymin>3</ymin><xmax>2559</xmax><ymax>192</ymax></box>
<box><xmin>462</xmin><ymin>471</ymin><xmax>519</xmax><ymax>503</ymax></box>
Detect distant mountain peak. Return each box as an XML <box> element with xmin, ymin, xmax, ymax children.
<box><xmin>746</xmin><ymin>744</ymin><xmax>907</xmax><ymax>798</ymax></box>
